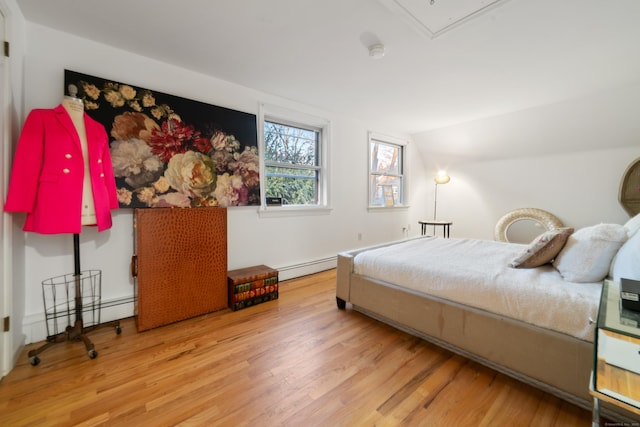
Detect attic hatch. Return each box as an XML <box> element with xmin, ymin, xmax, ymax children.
<box><xmin>382</xmin><ymin>0</ymin><xmax>510</xmax><ymax>38</ymax></box>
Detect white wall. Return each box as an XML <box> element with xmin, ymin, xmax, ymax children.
<box><xmin>16</xmin><ymin>23</ymin><xmax>419</xmax><ymax>343</ymax></box>
<box><xmin>413</xmin><ymin>84</ymin><xmax>640</xmax><ymax>240</ymax></box>
<box><xmin>414</xmin><ymin>79</ymin><xmax>640</xmax><ymax>238</ymax></box>
<box><xmin>423</xmin><ymin>147</ymin><xmax>638</xmax><ymax>240</ymax></box>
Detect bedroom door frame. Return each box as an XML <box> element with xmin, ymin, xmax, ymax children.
<box><xmin>0</xmin><ymin>4</ymin><xmax>12</xmax><ymax>379</ymax></box>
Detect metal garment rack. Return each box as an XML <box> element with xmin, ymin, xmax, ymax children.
<box><xmin>28</xmin><ymin>234</ymin><xmax>122</xmax><ymax>366</ymax></box>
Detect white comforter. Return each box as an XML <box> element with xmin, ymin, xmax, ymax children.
<box><xmin>353</xmin><ymin>237</ymin><xmax>601</xmax><ymax>341</ymax></box>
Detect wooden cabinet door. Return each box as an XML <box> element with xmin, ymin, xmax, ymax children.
<box><xmin>134</xmin><ymin>207</ymin><xmax>227</xmax><ymax>331</ymax></box>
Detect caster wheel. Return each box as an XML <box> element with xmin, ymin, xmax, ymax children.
<box><xmin>88</xmin><ymin>349</ymin><xmax>98</xmax><ymax>359</ymax></box>
<box><xmin>29</xmin><ymin>356</ymin><xmax>40</xmax><ymax>366</ymax></box>
<box><xmin>336</xmin><ymin>297</ymin><xmax>346</xmax><ymax>310</ymax></box>
<box><xmin>115</xmin><ymin>325</ymin><xmax>122</xmax><ymax>335</ymax></box>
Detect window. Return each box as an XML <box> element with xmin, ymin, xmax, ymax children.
<box><xmin>368</xmin><ymin>133</ymin><xmax>406</xmax><ymax>207</ymax></box>
<box><xmin>260</xmin><ymin>105</ymin><xmax>329</xmax><ymax>210</ymax></box>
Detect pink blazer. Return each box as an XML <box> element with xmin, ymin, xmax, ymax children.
<box><xmin>4</xmin><ymin>105</ymin><xmax>119</xmax><ymax>234</ymax></box>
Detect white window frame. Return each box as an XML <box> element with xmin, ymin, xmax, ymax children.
<box><xmin>258</xmin><ymin>103</ymin><xmax>331</xmax><ymax>217</ymax></box>
<box><xmin>367</xmin><ymin>132</ymin><xmax>408</xmax><ymax>210</ymax></box>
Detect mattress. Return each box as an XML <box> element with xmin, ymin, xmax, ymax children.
<box><xmin>353</xmin><ymin>237</ymin><xmax>601</xmax><ymax>341</ymax></box>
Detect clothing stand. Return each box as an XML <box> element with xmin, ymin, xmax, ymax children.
<box><xmin>28</xmin><ymin>234</ymin><xmax>121</xmax><ymax>366</ymax></box>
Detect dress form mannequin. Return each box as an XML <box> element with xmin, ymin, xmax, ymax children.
<box><xmin>61</xmin><ymin>85</ymin><xmax>97</xmax><ymax>226</ymax></box>
<box><xmin>23</xmin><ymin>85</ymin><xmax>122</xmax><ymax>365</ymax></box>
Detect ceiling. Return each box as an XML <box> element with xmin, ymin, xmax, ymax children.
<box><xmin>15</xmin><ymin>0</ymin><xmax>640</xmax><ymax>143</ymax></box>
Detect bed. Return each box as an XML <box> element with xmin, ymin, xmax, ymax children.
<box><xmin>336</xmin><ymin>217</ymin><xmax>640</xmax><ymax>414</ymax></box>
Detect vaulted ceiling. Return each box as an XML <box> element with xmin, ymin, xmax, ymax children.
<box><xmin>15</xmin><ymin>0</ymin><xmax>640</xmax><ymax>152</ymax></box>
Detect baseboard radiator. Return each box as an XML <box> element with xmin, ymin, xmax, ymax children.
<box><xmin>276</xmin><ymin>256</ymin><xmax>337</xmax><ymax>281</ymax></box>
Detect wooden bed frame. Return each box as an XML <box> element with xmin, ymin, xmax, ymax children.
<box><xmin>335</xmin><ymin>239</ymin><xmax>599</xmax><ymax>413</ymax></box>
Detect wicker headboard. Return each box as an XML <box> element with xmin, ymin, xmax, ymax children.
<box><xmin>619</xmin><ymin>157</ymin><xmax>640</xmax><ymax>216</ymax></box>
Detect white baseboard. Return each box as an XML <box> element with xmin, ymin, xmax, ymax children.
<box><xmin>22</xmin><ymin>298</ymin><xmax>135</xmax><ymax>343</ymax></box>
<box><xmin>21</xmin><ymin>256</ymin><xmax>337</xmax><ymax>343</ymax></box>
<box><xmin>275</xmin><ymin>256</ymin><xmax>336</xmax><ymax>281</ymax></box>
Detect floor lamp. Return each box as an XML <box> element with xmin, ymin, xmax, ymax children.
<box><xmin>433</xmin><ymin>170</ymin><xmax>450</xmax><ymax>233</ymax></box>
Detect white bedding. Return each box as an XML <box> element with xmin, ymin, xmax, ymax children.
<box><xmin>353</xmin><ymin>237</ymin><xmax>602</xmax><ymax>341</ymax></box>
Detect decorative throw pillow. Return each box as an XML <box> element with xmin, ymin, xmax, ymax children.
<box><xmin>553</xmin><ymin>223</ymin><xmax>628</xmax><ymax>283</ymax></box>
<box><xmin>610</xmin><ymin>229</ymin><xmax>640</xmax><ymax>282</ymax></box>
<box><xmin>510</xmin><ymin>227</ymin><xmax>574</xmax><ymax>268</ymax></box>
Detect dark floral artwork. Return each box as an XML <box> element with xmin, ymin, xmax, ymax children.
<box><xmin>64</xmin><ymin>70</ymin><xmax>260</xmax><ymax>208</ymax></box>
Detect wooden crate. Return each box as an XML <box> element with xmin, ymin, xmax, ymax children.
<box><xmin>228</xmin><ymin>265</ymin><xmax>278</xmax><ymax>311</ymax></box>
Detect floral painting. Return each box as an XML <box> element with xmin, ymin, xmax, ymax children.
<box><xmin>64</xmin><ymin>70</ymin><xmax>260</xmax><ymax>208</ymax></box>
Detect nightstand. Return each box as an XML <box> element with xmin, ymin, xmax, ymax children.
<box><xmin>590</xmin><ymin>279</ymin><xmax>640</xmax><ymax>426</ymax></box>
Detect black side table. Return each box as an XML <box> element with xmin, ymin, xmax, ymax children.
<box><xmin>419</xmin><ymin>220</ymin><xmax>452</xmax><ymax>238</ymax></box>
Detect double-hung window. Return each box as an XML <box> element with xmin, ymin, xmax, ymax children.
<box><xmin>261</xmin><ymin>106</ymin><xmax>329</xmax><ymax>210</ymax></box>
<box><xmin>368</xmin><ymin>133</ymin><xmax>406</xmax><ymax>208</ymax></box>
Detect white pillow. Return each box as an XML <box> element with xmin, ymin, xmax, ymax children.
<box><xmin>553</xmin><ymin>223</ymin><xmax>628</xmax><ymax>283</ymax></box>
<box><xmin>624</xmin><ymin>213</ymin><xmax>640</xmax><ymax>237</ymax></box>
<box><xmin>610</xmin><ymin>230</ymin><xmax>640</xmax><ymax>282</ymax></box>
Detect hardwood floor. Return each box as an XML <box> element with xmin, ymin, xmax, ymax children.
<box><xmin>0</xmin><ymin>269</ymin><xmax>591</xmax><ymax>426</ymax></box>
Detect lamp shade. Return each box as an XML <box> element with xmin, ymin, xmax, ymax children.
<box><xmin>434</xmin><ymin>170</ymin><xmax>450</xmax><ymax>184</ymax></box>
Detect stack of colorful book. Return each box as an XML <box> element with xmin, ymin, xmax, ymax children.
<box><xmin>228</xmin><ymin>265</ymin><xmax>279</xmax><ymax>311</ymax></box>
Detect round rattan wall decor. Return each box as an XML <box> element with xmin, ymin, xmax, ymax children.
<box><xmin>619</xmin><ymin>157</ymin><xmax>640</xmax><ymax>217</ymax></box>
<box><xmin>494</xmin><ymin>207</ymin><xmax>564</xmax><ymax>243</ymax></box>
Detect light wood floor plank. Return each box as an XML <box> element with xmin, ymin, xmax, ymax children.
<box><xmin>0</xmin><ymin>269</ymin><xmax>591</xmax><ymax>426</ymax></box>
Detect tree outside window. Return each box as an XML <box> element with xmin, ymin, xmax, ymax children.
<box><xmin>369</xmin><ymin>135</ymin><xmax>405</xmax><ymax>207</ymax></box>
<box><xmin>264</xmin><ymin>121</ymin><xmax>321</xmax><ymax>206</ymax></box>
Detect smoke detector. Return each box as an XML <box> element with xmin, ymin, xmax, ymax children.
<box><xmin>368</xmin><ymin>44</ymin><xmax>386</xmax><ymax>59</ymax></box>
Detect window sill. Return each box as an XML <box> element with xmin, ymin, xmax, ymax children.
<box><xmin>367</xmin><ymin>205</ymin><xmax>410</xmax><ymax>212</ymax></box>
<box><xmin>258</xmin><ymin>205</ymin><xmax>333</xmax><ymax>218</ymax></box>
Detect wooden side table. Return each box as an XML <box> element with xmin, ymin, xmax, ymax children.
<box><xmin>419</xmin><ymin>220</ymin><xmax>452</xmax><ymax>238</ymax></box>
<box><xmin>590</xmin><ymin>280</ymin><xmax>640</xmax><ymax>426</ymax></box>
